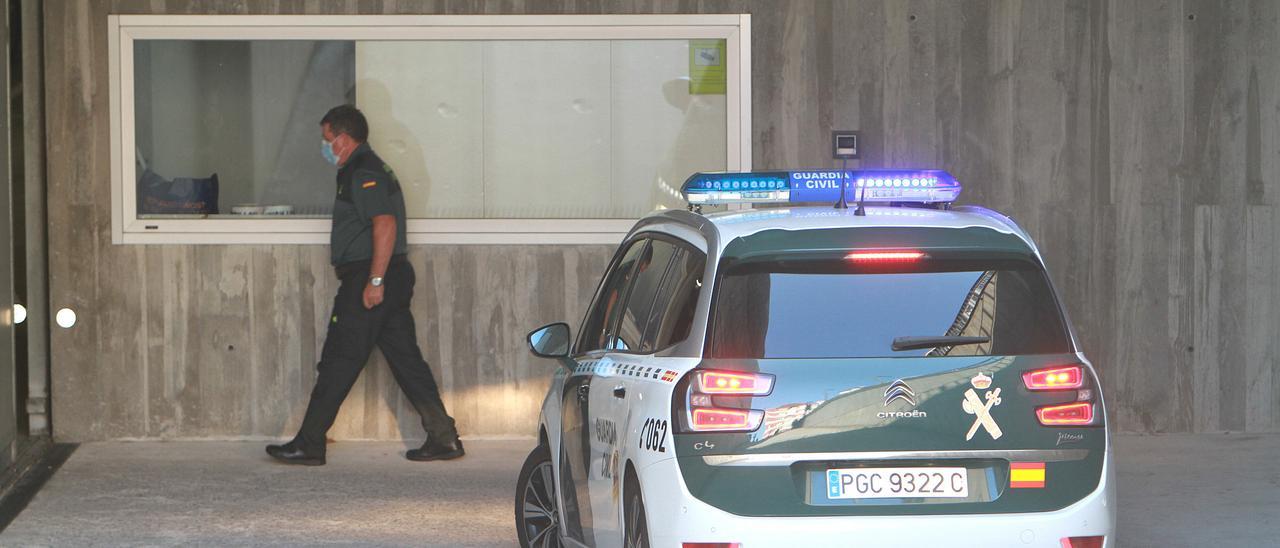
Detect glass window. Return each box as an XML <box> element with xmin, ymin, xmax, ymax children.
<box><xmin>643</xmin><ymin>246</ymin><xmax>705</xmax><ymax>351</ymax></box>
<box><xmin>131</xmin><ymin>38</ymin><xmax>727</xmax><ymax>220</ymax></box>
<box><xmin>134</xmin><ymin>40</ymin><xmax>352</xmax><ymax>218</ymax></box>
<box><xmin>577</xmin><ymin>240</ymin><xmax>648</xmax><ymax>353</ymax></box>
<box><xmin>114</xmin><ymin>16</ymin><xmax>751</xmax><ymax>244</ymax></box>
<box><xmin>611</xmin><ymin>239</ymin><xmax>680</xmax><ymax>352</ymax></box>
<box><xmin>709</xmin><ymin>262</ymin><xmax>1071</xmax><ymax>359</ymax></box>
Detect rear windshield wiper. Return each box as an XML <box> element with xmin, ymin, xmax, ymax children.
<box><xmin>892</xmin><ymin>336</ymin><xmax>990</xmax><ymax>352</ymax></box>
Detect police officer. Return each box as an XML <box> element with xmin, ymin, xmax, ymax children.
<box><xmin>267</xmin><ymin>105</ymin><xmax>463</xmax><ymax>465</ymax></box>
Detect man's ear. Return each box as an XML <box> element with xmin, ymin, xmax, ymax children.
<box><xmin>336</xmin><ymin>134</ymin><xmax>358</xmax><ymax>158</ymax></box>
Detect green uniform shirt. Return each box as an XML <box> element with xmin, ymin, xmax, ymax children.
<box><xmin>330</xmin><ymin>143</ymin><xmax>409</xmax><ymax>266</ymax></box>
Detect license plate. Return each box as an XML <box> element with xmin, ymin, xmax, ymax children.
<box><xmin>825</xmin><ymin>467</ymin><xmax>969</xmax><ymax>499</ymax></box>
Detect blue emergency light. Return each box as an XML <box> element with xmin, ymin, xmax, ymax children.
<box><xmin>681</xmin><ymin>169</ymin><xmax>961</xmax><ymax>206</ymax></box>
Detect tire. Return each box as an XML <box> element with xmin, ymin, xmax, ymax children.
<box><xmin>515</xmin><ymin>444</ymin><xmax>563</xmax><ymax>548</ymax></box>
<box><xmin>623</xmin><ymin>473</ymin><xmax>650</xmax><ymax>548</ymax></box>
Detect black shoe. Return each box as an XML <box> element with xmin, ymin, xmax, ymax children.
<box><xmin>266</xmin><ymin>442</ymin><xmax>325</xmax><ymax>466</ymax></box>
<box><xmin>407</xmin><ymin>437</ymin><xmax>465</xmax><ymax>461</ymax></box>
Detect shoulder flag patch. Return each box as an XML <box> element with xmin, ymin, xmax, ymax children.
<box><xmin>361</xmin><ymin>181</ymin><xmax>377</xmax><ymax>189</ymax></box>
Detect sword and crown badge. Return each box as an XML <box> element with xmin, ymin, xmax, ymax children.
<box><xmin>962</xmin><ymin>372</ymin><xmax>1002</xmax><ymax>440</ymax></box>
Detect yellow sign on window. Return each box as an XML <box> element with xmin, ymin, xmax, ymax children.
<box><xmin>689</xmin><ymin>39</ymin><xmax>726</xmax><ymax>95</ymax></box>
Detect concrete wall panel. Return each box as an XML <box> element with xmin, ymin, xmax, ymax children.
<box><xmin>43</xmin><ymin>0</ymin><xmax>1280</xmax><ymax>439</ymax></box>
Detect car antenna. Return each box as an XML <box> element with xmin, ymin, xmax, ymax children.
<box><xmin>853</xmin><ymin>173</ymin><xmax>867</xmax><ymax>216</ymax></box>
<box><xmin>833</xmin><ymin>158</ymin><xmax>866</xmax><ymax>215</ymax></box>
<box><xmin>834</xmin><ymin>158</ymin><xmax>850</xmax><ymax>210</ymax></box>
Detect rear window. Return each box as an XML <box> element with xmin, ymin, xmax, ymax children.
<box><xmin>708</xmin><ymin>258</ymin><xmax>1072</xmax><ymax>359</ymax></box>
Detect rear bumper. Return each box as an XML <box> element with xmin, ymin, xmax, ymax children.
<box><xmin>640</xmin><ymin>450</ymin><xmax>1115</xmax><ymax>548</ymax></box>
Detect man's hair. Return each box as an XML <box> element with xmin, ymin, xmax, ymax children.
<box><xmin>320</xmin><ymin>105</ymin><xmax>369</xmax><ymax>142</ymax></box>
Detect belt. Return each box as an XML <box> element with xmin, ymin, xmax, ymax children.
<box><xmin>335</xmin><ymin>254</ymin><xmax>408</xmax><ymax>279</ymax></box>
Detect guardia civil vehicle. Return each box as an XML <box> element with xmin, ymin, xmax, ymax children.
<box><xmin>516</xmin><ymin>169</ymin><xmax>1114</xmax><ymax>548</ymax></box>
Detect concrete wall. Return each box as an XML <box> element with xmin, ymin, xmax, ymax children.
<box><xmin>44</xmin><ymin>0</ymin><xmax>1280</xmax><ymax>440</ymax></box>
<box><xmin>0</xmin><ymin>0</ymin><xmax>17</xmax><ymax>464</ymax></box>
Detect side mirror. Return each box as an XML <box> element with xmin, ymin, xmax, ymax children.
<box><xmin>528</xmin><ymin>322</ymin><xmax>571</xmax><ymax>358</ymax></box>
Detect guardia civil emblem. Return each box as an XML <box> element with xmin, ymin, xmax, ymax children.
<box><xmin>963</xmin><ymin>372</ymin><xmax>1002</xmax><ymax>440</ymax></box>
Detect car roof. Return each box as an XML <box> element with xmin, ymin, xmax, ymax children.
<box><xmin>633</xmin><ymin>205</ymin><xmax>1039</xmax><ymax>258</ymax></box>
<box><xmin>706</xmin><ymin>204</ymin><xmax>1020</xmax><ymax>239</ymax></box>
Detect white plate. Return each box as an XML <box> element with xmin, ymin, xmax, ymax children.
<box><xmin>825</xmin><ymin>467</ymin><xmax>969</xmax><ymax>499</ymax></box>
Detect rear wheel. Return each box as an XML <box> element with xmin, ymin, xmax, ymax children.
<box><xmin>515</xmin><ymin>444</ymin><xmax>562</xmax><ymax>548</ymax></box>
<box><xmin>623</xmin><ymin>473</ymin><xmax>650</xmax><ymax>548</ymax></box>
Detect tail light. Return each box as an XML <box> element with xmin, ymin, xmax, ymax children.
<box><xmin>1023</xmin><ymin>365</ymin><xmax>1085</xmax><ymax>390</ymax></box>
<box><xmin>696</xmin><ymin>370</ymin><xmax>774</xmax><ymax>396</ymax></box>
<box><xmin>690</xmin><ymin>408</ymin><xmax>764</xmax><ymax>432</ymax></box>
<box><xmin>1061</xmin><ymin>536</ymin><xmax>1105</xmax><ymax>548</ymax></box>
<box><xmin>683</xmin><ymin>369</ymin><xmax>772</xmax><ymax>433</ymax></box>
<box><xmin>1037</xmin><ymin>402</ymin><xmax>1094</xmax><ymax>426</ymax></box>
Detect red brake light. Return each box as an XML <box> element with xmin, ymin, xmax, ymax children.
<box><xmin>696</xmin><ymin>370</ymin><xmax>774</xmax><ymax>396</ymax></box>
<box><xmin>685</xmin><ymin>370</ymin><xmax>772</xmax><ymax>433</ymax></box>
<box><xmin>1060</xmin><ymin>536</ymin><xmax>1105</xmax><ymax>548</ymax></box>
<box><xmin>1023</xmin><ymin>365</ymin><xmax>1085</xmax><ymax>390</ymax></box>
<box><xmin>1037</xmin><ymin>402</ymin><xmax>1094</xmax><ymax>426</ymax></box>
<box><xmin>690</xmin><ymin>408</ymin><xmax>763</xmax><ymax>432</ymax></box>
<box><xmin>845</xmin><ymin>250</ymin><xmax>925</xmax><ymax>262</ymax></box>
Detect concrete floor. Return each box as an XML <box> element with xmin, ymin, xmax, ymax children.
<box><xmin>1</xmin><ymin>434</ymin><xmax>1277</xmax><ymax>546</ymax></box>
<box><xmin>0</xmin><ymin>439</ymin><xmax>536</xmax><ymax>547</ymax></box>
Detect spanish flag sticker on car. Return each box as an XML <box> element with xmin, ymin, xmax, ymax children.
<box><xmin>1009</xmin><ymin>462</ymin><xmax>1046</xmax><ymax>488</ymax></box>
<box><xmin>362</xmin><ymin>181</ymin><xmax>377</xmax><ymax>189</ymax></box>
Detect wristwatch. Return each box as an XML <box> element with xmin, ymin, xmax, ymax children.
<box><xmin>369</xmin><ymin>276</ymin><xmax>384</xmax><ymax>287</ymax></box>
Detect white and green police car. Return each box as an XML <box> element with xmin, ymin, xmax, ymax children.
<box><xmin>516</xmin><ymin>169</ymin><xmax>1114</xmax><ymax>548</ymax></box>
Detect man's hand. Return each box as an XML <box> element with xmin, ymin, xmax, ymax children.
<box><xmin>363</xmin><ymin>282</ymin><xmax>385</xmax><ymax>309</ymax></box>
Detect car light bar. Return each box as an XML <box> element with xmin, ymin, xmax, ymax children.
<box><xmin>1036</xmin><ymin>402</ymin><xmax>1094</xmax><ymax>426</ymax></box>
<box><xmin>845</xmin><ymin>250</ymin><xmax>927</xmax><ymax>263</ymax></box>
<box><xmin>695</xmin><ymin>370</ymin><xmax>775</xmax><ymax>396</ymax></box>
<box><xmin>689</xmin><ymin>408</ymin><xmax>765</xmax><ymax>432</ymax></box>
<box><xmin>1023</xmin><ymin>365</ymin><xmax>1086</xmax><ymax>390</ymax></box>
<box><xmin>681</xmin><ymin>169</ymin><xmax>961</xmax><ymax>206</ymax></box>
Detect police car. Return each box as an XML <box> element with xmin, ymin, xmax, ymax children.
<box><xmin>516</xmin><ymin>169</ymin><xmax>1114</xmax><ymax>548</ymax></box>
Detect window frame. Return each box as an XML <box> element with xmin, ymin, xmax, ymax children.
<box><xmin>640</xmin><ymin>240</ymin><xmax>707</xmax><ymax>354</ymax></box>
<box><xmin>108</xmin><ymin>14</ymin><xmax>753</xmax><ymax>245</ymax></box>
<box><xmin>574</xmin><ymin>230</ymin><xmax>706</xmax><ymax>358</ymax></box>
<box><xmin>607</xmin><ymin>237</ymin><xmax>682</xmax><ymax>353</ymax></box>
<box><xmin>574</xmin><ymin>237</ymin><xmax>650</xmax><ymax>356</ymax></box>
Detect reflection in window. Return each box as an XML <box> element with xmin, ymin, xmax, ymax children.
<box><xmin>710</xmin><ymin>267</ymin><xmax>1071</xmax><ymax>359</ymax></box>
<box><xmin>643</xmin><ymin>247</ymin><xmax>705</xmax><ymax>351</ymax></box>
<box><xmin>134</xmin><ymin>40</ymin><xmax>353</xmax><ymax>218</ymax></box>
<box><xmin>578</xmin><ymin>240</ymin><xmax>647</xmax><ymax>353</ymax></box>
<box><xmin>613</xmin><ymin>239</ymin><xmax>679</xmax><ymax>352</ymax></box>
<box><xmin>133</xmin><ymin>39</ymin><xmax>727</xmax><ymax>220</ymax></box>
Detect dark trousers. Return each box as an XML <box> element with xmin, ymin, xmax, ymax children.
<box><xmin>295</xmin><ymin>257</ymin><xmax>457</xmax><ymax>454</ymax></box>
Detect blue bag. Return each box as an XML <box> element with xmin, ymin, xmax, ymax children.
<box><xmin>137</xmin><ymin>168</ymin><xmax>220</xmax><ymax>215</ymax></box>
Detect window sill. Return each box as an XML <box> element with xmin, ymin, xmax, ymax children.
<box><xmin>116</xmin><ymin>218</ymin><xmax>635</xmax><ymax>245</ymax></box>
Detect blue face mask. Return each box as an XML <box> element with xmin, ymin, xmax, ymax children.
<box><xmin>321</xmin><ymin>139</ymin><xmax>340</xmax><ymax>166</ymax></box>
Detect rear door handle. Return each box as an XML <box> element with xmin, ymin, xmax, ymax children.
<box><xmin>577</xmin><ymin>384</ymin><xmax>590</xmax><ymax>398</ymax></box>
<box><xmin>613</xmin><ymin>386</ymin><xmax>626</xmax><ymax>399</ymax></box>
